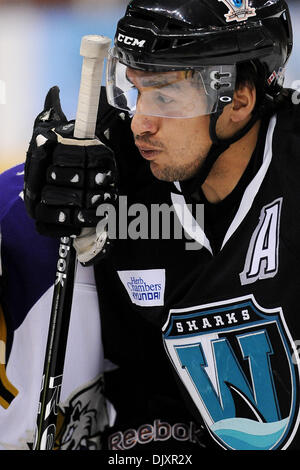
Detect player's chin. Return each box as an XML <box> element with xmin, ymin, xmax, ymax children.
<box><xmin>149</xmin><ymin>162</ymin><xmax>176</xmax><ymax>182</ymax></box>
<box><xmin>150</xmin><ymin>161</ymin><xmax>198</xmax><ymax>183</ymax></box>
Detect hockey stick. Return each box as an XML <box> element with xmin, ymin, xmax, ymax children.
<box><xmin>33</xmin><ymin>35</ymin><xmax>111</xmax><ymax>451</ymax></box>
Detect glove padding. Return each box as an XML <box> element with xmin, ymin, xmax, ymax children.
<box><xmin>24</xmin><ymin>86</ymin><xmax>118</xmax><ymax>240</ymax></box>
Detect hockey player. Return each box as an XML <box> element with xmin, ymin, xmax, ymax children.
<box><xmin>23</xmin><ymin>0</ymin><xmax>300</xmax><ymax>451</ymax></box>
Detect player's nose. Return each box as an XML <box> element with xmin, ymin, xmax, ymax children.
<box><xmin>131</xmin><ymin>113</ymin><xmax>160</xmax><ymax>136</ymax></box>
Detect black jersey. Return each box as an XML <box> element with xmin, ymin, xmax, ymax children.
<box><xmin>95</xmin><ymin>99</ymin><xmax>300</xmax><ymax>451</ymax></box>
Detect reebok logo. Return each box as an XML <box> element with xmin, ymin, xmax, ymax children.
<box><xmin>118</xmin><ymin>269</ymin><xmax>165</xmax><ymax>307</ymax></box>
<box><xmin>108</xmin><ymin>419</ymin><xmax>203</xmax><ymax>450</ymax></box>
<box><xmin>55</xmin><ymin>237</ymin><xmax>71</xmax><ymax>287</ymax></box>
<box><xmin>117</xmin><ymin>33</ymin><xmax>146</xmax><ymax>48</ymax></box>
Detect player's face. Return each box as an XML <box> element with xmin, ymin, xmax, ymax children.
<box><xmin>132</xmin><ymin>111</ymin><xmax>212</xmax><ymax>182</ymax></box>
<box><xmin>129</xmin><ymin>68</ymin><xmax>214</xmax><ymax>182</ymax></box>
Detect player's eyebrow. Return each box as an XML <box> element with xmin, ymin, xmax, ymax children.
<box><xmin>126</xmin><ymin>71</ymin><xmax>181</xmax><ymax>90</ymax></box>
<box><xmin>141</xmin><ymin>78</ymin><xmax>181</xmax><ymax>90</ymax></box>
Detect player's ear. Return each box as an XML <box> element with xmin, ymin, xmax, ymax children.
<box><xmin>230</xmin><ymin>84</ymin><xmax>256</xmax><ymax>123</ymax></box>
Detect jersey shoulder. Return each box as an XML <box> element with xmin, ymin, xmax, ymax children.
<box><xmin>274</xmin><ymin>89</ymin><xmax>300</xmax><ymax>139</ymax></box>
<box><xmin>0</xmin><ymin>163</ymin><xmax>25</xmax><ymax>222</ymax></box>
<box><xmin>273</xmin><ymin>95</ymin><xmax>300</xmax><ymax>166</ymax></box>
<box><xmin>276</xmin><ymin>97</ymin><xmax>300</xmax><ymax>130</ymax></box>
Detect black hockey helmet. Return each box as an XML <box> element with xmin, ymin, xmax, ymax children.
<box><xmin>107</xmin><ymin>0</ymin><xmax>293</xmax><ymax>118</ymax></box>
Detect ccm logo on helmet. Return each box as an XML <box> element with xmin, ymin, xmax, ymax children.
<box><xmin>117</xmin><ymin>33</ymin><xmax>146</xmax><ymax>48</ymax></box>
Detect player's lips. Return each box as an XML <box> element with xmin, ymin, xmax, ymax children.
<box><xmin>135</xmin><ymin>145</ymin><xmax>162</xmax><ymax>160</ymax></box>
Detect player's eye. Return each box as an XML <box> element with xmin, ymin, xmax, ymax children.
<box><xmin>155</xmin><ymin>93</ymin><xmax>175</xmax><ymax>105</ymax></box>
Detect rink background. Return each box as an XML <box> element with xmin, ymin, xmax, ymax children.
<box><xmin>0</xmin><ymin>0</ymin><xmax>299</xmax><ymax>173</ymax></box>
<box><xmin>0</xmin><ymin>0</ymin><xmax>125</xmax><ymax>172</ymax></box>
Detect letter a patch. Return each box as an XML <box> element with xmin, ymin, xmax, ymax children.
<box><xmin>240</xmin><ymin>198</ymin><xmax>282</xmax><ymax>286</ymax></box>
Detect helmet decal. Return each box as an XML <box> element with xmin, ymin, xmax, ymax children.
<box><xmin>218</xmin><ymin>0</ymin><xmax>256</xmax><ymax>22</ymax></box>
<box><xmin>117</xmin><ymin>33</ymin><xmax>146</xmax><ymax>49</ymax></box>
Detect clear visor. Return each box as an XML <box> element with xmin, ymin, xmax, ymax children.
<box><xmin>106</xmin><ymin>48</ymin><xmax>236</xmax><ymax>119</ymax></box>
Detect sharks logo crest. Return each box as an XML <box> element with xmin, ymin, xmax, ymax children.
<box><xmin>162</xmin><ymin>295</ymin><xmax>300</xmax><ymax>450</ymax></box>
<box><xmin>218</xmin><ymin>0</ymin><xmax>256</xmax><ymax>22</ymax></box>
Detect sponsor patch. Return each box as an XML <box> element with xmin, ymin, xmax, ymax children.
<box><xmin>118</xmin><ymin>269</ymin><xmax>165</xmax><ymax>307</ymax></box>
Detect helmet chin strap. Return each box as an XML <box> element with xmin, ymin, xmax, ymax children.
<box><xmin>180</xmin><ymin>106</ymin><xmax>261</xmax><ymax>199</ymax></box>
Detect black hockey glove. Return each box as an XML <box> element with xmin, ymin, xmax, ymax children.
<box><xmin>24</xmin><ymin>86</ymin><xmax>118</xmax><ymax>263</ymax></box>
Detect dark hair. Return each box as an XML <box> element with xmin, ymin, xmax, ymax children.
<box><xmin>235</xmin><ymin>60</ymin><xmax>266</xmax><ymax>111</ymax></box>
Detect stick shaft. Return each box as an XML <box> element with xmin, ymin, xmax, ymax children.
<box><xmin>34</xmin><ymin>35</ymin><xmax>111</xmax><ymax>450</ymax></box>
<box><xmin>74</xmin><ymin>35</ymin><xmax>111</xmax><ymax>138</ymax></box>
<box><xmin>33</xmin><ymin>238</ymin><xmax>76</xmax><ymax>450</ymax></box>
<box><xmin>74</xmin><ymin>58</ymin><xmax>103</xmax><ymax>138</ymax></box>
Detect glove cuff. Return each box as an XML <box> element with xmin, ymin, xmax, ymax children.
<box><xmin>73</xmin><ymin>227</ymin><xmax>110</xmax><ymax>265</ymax></box>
